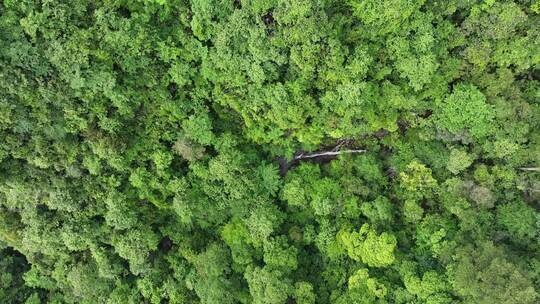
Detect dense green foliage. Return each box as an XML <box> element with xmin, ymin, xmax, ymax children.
<box><xmin>1</xmin><ymin>0</ymin><xmax>539</xmax><ymax>303</ymax></box>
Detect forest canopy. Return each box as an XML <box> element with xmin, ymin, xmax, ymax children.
<box><xmin>0</xmin><ymin>0</ymin><xmax>539</xmax><ymax>303</ymax></box>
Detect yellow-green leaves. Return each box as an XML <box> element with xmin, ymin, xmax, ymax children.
<box><xmin>348</xmin><ymin>268</ymin><xmax>387</xmax><ymax>299</ymax></box>
<box><xmin>338</xmin><ymin>224</ymin><xmax>397</xmax><ymax>267</ymax></box>
<box><xmin>400</xmin><ymin>161</ymin><xmax>437</xmax><ymax>199</ymax></box>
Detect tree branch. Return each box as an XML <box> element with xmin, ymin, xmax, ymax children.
<box><xmin>519</xmin><ymin>167</ymin><xmax>540</xmax><ymax>172</ymax></box>
<box><xmin>278</xmin><ymin>140</ymin><xmax>367</xmax><ymax>176</ymax></box>
<box><xmin>293</xmin><ymin>149</ymin><xmax>367</xmax><ymax>161</ymax></box>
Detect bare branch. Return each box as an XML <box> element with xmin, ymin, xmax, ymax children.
<box><xmin>294</xmin><ymin>149</ymin><xmax>367</xmax><ymax>161</ymax></box>
<box><xmin>519</xmin><ymin>167</ymin><xmax>540</xmax><ymax>172</ymax></box>
<box><xmin>332</xmin><ymin>139</ymin><xmax>347</xmax><ymax>152</ymax></box>
<box><xmin>279</xmin><ymin>140</ymin><xmax>367</xmax><ymax>176</ymax></box>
